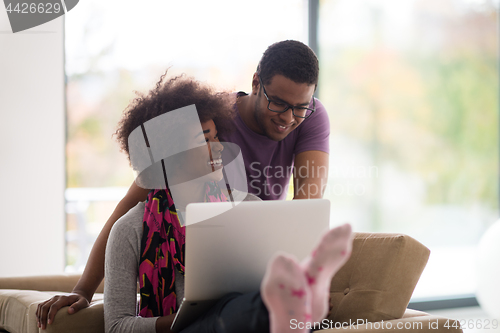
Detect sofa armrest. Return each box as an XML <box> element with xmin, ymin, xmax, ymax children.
<box><xmin>328</xmin><ymin>233</ymin><xmax>430</xmax><ymax>323</ymax></box>
<box><xmin>0</xmin><ymin>274</ymin><xmax>104</xmax><ymax>294</ymax></box>
<box><xmin>44</xmin><ymin>300</ymin><xmax>104</xmax><ymax>333</ymax></box>
<box><xmin>0</xmin><ymin>289</ymin><xmax>104</xmax><ymax>333</ymax></box>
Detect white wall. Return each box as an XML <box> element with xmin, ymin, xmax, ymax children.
<box><xmin>0</xmin><ymin>13</ymin><xmax>65</xmax><ymax>276</ymax></box>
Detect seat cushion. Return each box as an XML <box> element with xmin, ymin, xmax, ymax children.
<box><xmin>0</xmin><ymin>289</ymin><xmax>104</xmax><ymax>333</ymax></box>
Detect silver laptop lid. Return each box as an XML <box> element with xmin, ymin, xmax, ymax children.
<box><xmin>184</xmin><ymin>199</ymin><xmax>330</xmax><ymax>301</ymax></box>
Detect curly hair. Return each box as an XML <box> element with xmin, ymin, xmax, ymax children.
<box><xmin>257</xmin><ymin>40</ymin><xmax>319</xmax><ymax>87</ymax></box>
<box><xmin>115</xmin><ymin>72</ymin><xmax>235</xmax><ymax>163</ymax></box>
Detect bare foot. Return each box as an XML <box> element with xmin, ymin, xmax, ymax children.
<box><xmin>301</xmin><ymin>223</ymin><xmax>352</xmax><ymax>322</ymax></box>
<box><xmin>261</xmin><ymin>254</ymin><xmax>312</xmax><ymax>333</ymax></box>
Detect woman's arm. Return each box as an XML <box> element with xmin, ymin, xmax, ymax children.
<box><xmin>104</xmin><ymin>202</ymin><xmax>158</xmax><ymax>333</ymax></box>
<box><xmin>36</xmin><ymin>181</ymin><xmax>150</xmax><ymax>329</ymax></box>
<box><xmin>155</xmin><ymin>315</ymin><xmax>176</xmax><ymax>333</ymax></box>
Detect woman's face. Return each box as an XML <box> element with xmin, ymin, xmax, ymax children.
<box><xmin>175</xmin><ymin>119</ymin><xmax>224</xmax><ymax>183</ymax></box>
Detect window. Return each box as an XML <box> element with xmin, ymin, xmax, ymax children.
<box><xmin>318</xmin><ymin>0</ymin><xmax>498</xmax><ymax>299</ymax></box>
<box><xmin>65</xmin><ymin>0</ymin><xmax>498</xmax><ymax>301</ymax></box>
<box><xmin>64</xmin><ymin>0</ymin><xmax>308</xmax><ymax>271</ymax></box>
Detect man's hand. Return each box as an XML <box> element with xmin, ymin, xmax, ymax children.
<box><xmin>293</xmin><ymin>150</ymin><xmax>329</xmax><ymax>199</ymax></box>
<box><xmin>35</xmin><ymin>293</ymin><xmax>90</xmax><ymax>330</ymax></box>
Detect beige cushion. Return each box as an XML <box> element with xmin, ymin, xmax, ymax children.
<box><xmin>0</xmin><ymin>289</ymin><xmax>103</xmax><ymax>333</ymax></box>
<box><xmin>0</xmin><ymin>289</ymin><xmax>39</xmax><ymax>333</ymax></box>
<box><xmin>43</xmin><ymin>299</ymin><xmax>104</xmax><ymax>333</ymax></box>
<box><xmin>327</xmin><ymin>233</ymin><xmax>430</xmax><ymax>323</ymax></box>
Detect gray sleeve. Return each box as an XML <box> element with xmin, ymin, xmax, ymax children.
<box><xmin>104</xmin><ymin>202</ymin><xmax>158</xmax><ymax>333</ymax></box>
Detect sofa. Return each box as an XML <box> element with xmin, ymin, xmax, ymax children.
<box><xmin>0</xmin><ymin>232</ymin><xmax>463</xmax><ymax>333</ymax></box>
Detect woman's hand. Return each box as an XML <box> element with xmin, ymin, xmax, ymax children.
<box><xmin>35</xmin><ymin>293</ymin><xmax>90</xmax><ymax>330</ymax></box>
<box><xmin>156</xmin><ymin>313</ymin><xmax>177</xmax><ymax>333</ymax></box>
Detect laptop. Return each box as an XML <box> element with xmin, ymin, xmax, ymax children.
<box><xmin>170</xmin><ymin>199</ymin><xmax>330</xmax><ymax>332</ymax></box>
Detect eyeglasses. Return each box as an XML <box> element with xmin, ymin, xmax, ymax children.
<box><xmin>259</xmin><ymin>76</ymin><xmax>315</xmax><ymax>119</ymax></box>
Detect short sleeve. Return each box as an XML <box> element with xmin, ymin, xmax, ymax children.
<box><xmin>293</xmin><ymin>98</ymin><xmax>330</xmax><ymax>155</ymax></box>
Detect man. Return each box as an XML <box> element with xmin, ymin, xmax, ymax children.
<box><xmin>35</xmin><ymin>39</ymin><xmax>330</xmax><ymax>328</ymax></box>
<box><xmin>227</xmin><ymin>40</ymin><xmax>329</xmax><ymax>200</ymax></box>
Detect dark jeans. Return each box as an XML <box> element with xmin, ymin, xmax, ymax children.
<box><xmin>181</xmin><ymin>291</ymin><xmax>270</xmax><ymax>333</ymax></box>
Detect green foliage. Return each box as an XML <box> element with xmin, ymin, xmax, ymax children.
<box><xmin>416</xmin><ymin>54</ymin><xmax>498</xmax><ymax>207</ymax></box>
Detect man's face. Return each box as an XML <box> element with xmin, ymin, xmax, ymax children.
<box><xmin>253</xmin><ymin>74</ymin><xmax>315</xmax><ymax>142</ymax></box>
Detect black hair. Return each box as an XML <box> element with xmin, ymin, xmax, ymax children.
<box><xmin>256</xmin><ymin>40</ymin><xmax>319</xmax><ymax>87</ymax></box>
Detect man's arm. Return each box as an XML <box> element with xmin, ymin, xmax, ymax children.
<box><xmin>293</xmin><ymin>150</ymin><xmax>329</xmax><ymax>199</ymax></box>
<box><xmin>73</xmin><ymin>181</ymin><xmax>150</xmax><ymax>299</ymax></box>
<box><xmin>73</xmin><ymin>182</ymin><xmax>149</xmax><ymax>296</ymax></box>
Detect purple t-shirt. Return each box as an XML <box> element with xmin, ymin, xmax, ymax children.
<box><xmin>222</xmin><ymin>93</ymin><xmax>330</xmax><ymax>200</ymax></box>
